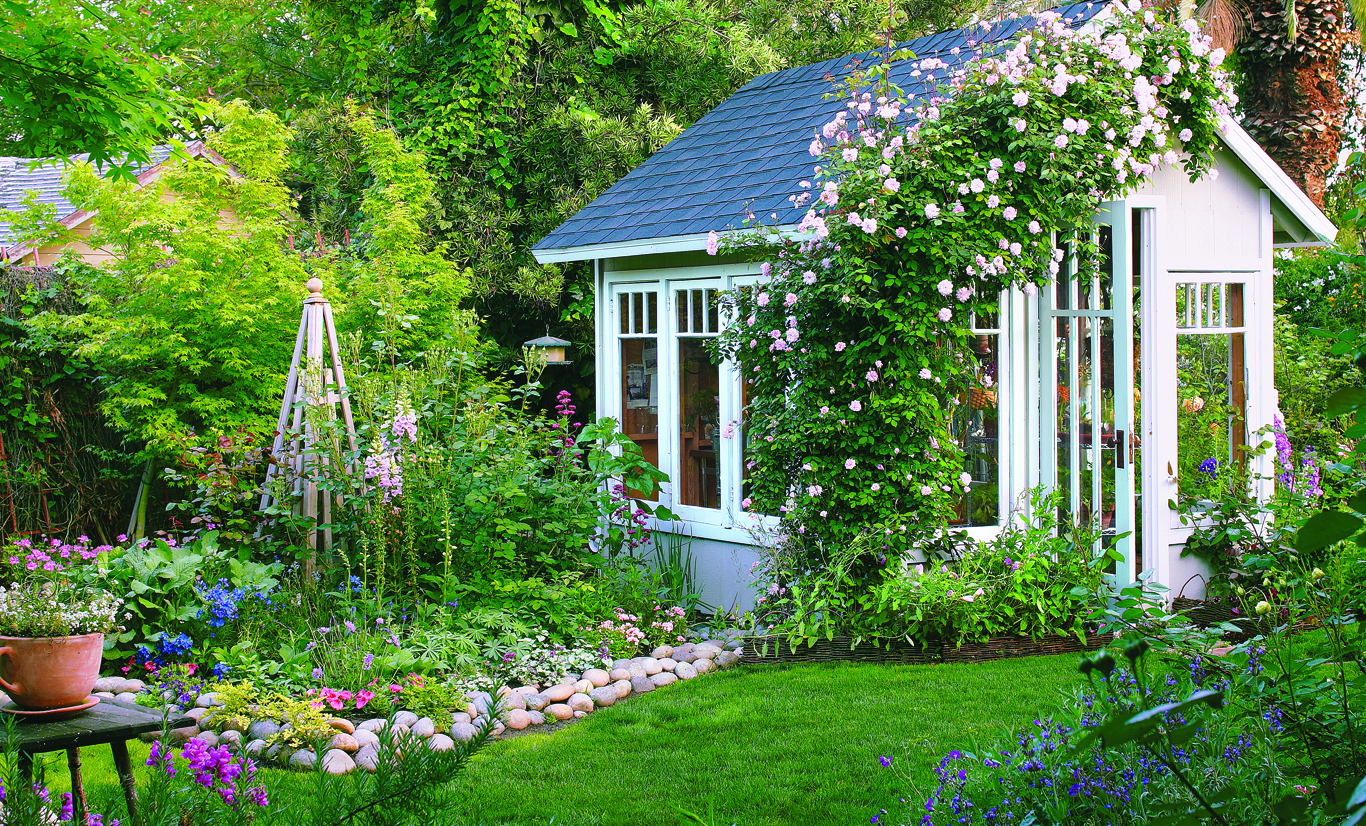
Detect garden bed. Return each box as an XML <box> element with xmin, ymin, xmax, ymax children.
<box><xmin>745</xmin><ymin>632</ymin><xmax>1111</xmax><ymax>665</ymax></box>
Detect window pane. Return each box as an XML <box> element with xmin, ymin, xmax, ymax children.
<box><xmin>620</xmin><ymin>337</ymin><xmax>660</xmax><ymax>501</ymax></box>
<box><xmin>952</xmin><ymin>332</ymin><xmax>1000</xmax><ymax>526</ymax></box>
<box><xmin>619</xmin><ymin>294</ymin><xmax>629</xmax><ymax>335</ymax></box>
<box><xmin>678</xmin><ymin>338</ymin><xmax>720</xmax><ymax>509</ymax></box>
<box><xmin>632</xmin><ymin>293</ymin><xmax>645</xmax><ymax>335</ymax></box>
<box><xmin>1176</xmin><ymin>329</ymin><xmax>1247</xmax><ymax>499</ymax></box>
<box><xmin>647</xmin><ymin>292</ymin><xmax>658</xmax><ymax>334</ymax></box>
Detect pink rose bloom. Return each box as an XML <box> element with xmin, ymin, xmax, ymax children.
<box><xmin>845</xmin><ymin>459</ymin><xmax>857</xmax><ymax>470</ymax></box>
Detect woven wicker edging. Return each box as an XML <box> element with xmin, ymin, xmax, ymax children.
<box><xmin>745</xmin><ymin>632</ymin><xmax>1112</xmax><ymax>665</ymax></box>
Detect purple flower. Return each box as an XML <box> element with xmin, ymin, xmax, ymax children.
<box><xmin>879</xmin><ymin>755</ymin><xmax>892</xmax><ymax>767</ymax></box>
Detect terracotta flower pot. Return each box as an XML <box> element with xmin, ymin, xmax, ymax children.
<box><xmin>0</xmin><ymin>633</ymin><xmax>104</xmax><ymax>710</ymax></box>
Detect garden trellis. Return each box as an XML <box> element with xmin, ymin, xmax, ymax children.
<box><xmin>259</xmin><ymin>277</ymin><xmax>358</xmax><ymax>561</ymax></box>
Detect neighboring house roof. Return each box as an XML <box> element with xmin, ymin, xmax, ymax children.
<box><xmin>0</xmin><ymin>141</ymin><xmax>231</xmax><ymax>259</ymax></box>
<box><xmin>533</xmin><ymin>1</ymin><xmax>1334</xmax><ymax>262</ymax></box>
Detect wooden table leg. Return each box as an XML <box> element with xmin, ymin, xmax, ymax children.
<box><xmin>111</xmin><ymin>739</ymin><xmax>141</xmax><ymax>826</ymax></box>
<box><xmin>66</xmin><ymin>747</ymin><xmax>88</xmax><ymax>826</ymax></box>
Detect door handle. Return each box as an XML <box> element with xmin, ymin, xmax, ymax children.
<box><xmin>1116</xmin><ymin>430</ymin><xmax>1125</xmax><ymax>468</ymax></box>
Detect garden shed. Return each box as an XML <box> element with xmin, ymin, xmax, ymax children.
<box><xmin>533</xmin><ymin>1</ymin><xmax>1338</xmax><ymax>612</ymax></box>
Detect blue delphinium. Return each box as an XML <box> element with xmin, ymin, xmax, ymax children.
<box><xmin>1198</xmin><ymin>457</ymin><xmax>1218</xmax><ymax>479</ymax></box>
<box><xmin>158</xmin><ymin>633</ymin><xmax>193</xmax><ymax>658</ymax></box>
<box><xmin>195</xmin><ymin>579</ymin><xmax>273</xmax><ymax>627</ymax></box>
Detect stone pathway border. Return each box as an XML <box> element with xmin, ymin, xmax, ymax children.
<box><xmin>121</xmin><ymin>642</ymin><xmax>744</xmax><ymax>774</ymax></box>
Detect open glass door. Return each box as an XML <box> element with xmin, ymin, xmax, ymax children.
<box><xmin>1039</xmin><ymin>201</ymin><xmax>1136</xmax><ymax>581</ymax></box>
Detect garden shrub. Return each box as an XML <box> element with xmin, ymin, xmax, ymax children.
<box><xmin>390</xmin><ymin>673</ymin><xmax>465</xmax><ymax>721</ymax></box>
<box><xmin>260</xmin><ymin>692</ymin><xmax>338</xmax><ymax>748</ymax></box>
<box><xmin>754</xmin><ymin>490</ymin><xmax>1113</xmax><ymax>647</ymax></box>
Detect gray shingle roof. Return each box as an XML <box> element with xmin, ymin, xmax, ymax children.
<box><xmin>0</xmin><ymin>147</ymin><xmax>174</xmax><ymax>246</ymax></box>
<box><xmin>534</xmin><ymin>2</ymin><xmax>1108</xmax><ymax>257</ymax></box>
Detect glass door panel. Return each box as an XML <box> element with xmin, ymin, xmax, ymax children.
<box><xmin>676</xmin><ymin>287</ymin><xmax>721</xmax><ymax>510</ymax></box>
<box><xmin>614</xmin><ymin>288</ymin><xmax>661</xmax><ymax>501</ymax></box>
<box><xmin>1041</xmin><ymin>201</ymin><xmax>1134</xmax><ymax>579</ymax></box>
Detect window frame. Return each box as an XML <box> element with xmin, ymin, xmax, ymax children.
<box><xmin>602</xmin><ymin>262</ymin><xmax>775</xmax><ymax>543</ymax></box>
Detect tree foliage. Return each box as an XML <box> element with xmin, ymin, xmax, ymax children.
<box><xmin>8</xmin><ymin>102</ymin><xmax>466</xmax><ymax>456</ymax></box>
<box><xmin>0</xmin><ymin>0</ymin><xmax>199</xmax><ymax>180</ymax></box>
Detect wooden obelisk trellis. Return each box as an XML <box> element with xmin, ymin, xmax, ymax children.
<box><xmin>260</xmin><ymin>277</ymin><xmax>358</xmax><ymax>564</ymax></box>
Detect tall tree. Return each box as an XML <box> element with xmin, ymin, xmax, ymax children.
<box><xmin>1238</xmin><ymin>0</ymin><xmax>1356</xmax><ymax>207</ymax></box>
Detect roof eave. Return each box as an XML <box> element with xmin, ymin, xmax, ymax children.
<box><xmin>533</xmin><ymin>227</ymin><xmax>794</xmax><ymax>264</ymax></box>
<box><xmin>1218</xmin><ymin>114</ymin><xmax>1337</xmax><ymax>245</ymax></box>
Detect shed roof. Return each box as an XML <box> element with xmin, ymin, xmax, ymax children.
<box><xmin>0</xmin><ymin>142</ymin><xmax>230</xmax><ymax>256</ymax></box>
<box><xmin>534</xmin><ymin>1</ymin><xmax>1336</xmax><ymax>262</ymax></box>
<box><xmin>532</xmin><ymin>3</ymin><xmax>1108</xmax><ymax>261</ymax></box>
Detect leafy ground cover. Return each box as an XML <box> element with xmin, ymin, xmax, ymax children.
<box><xmin>37</xmin><ymin>657</ymin><xmax>1080</xmax><ymax>826</ymax></box>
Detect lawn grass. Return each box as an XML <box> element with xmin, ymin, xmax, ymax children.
<box><xmin>35</xmin><ymin>655</ymin><xmax>1085</xmax><ymax>826</ymax></box>
<box><xmin>434</xmin><ymin>655</ymin><xmax>1084</xmax><ymax>826</ymax></box>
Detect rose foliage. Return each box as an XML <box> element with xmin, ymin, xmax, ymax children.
<box><xmin>712</xmin><ymin>4</ymin><xmax>1237</xmax><ymax>567</ymax></box>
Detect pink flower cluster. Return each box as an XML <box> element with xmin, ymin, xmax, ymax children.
<box><xmin>4</xmin><ymin>536</ymin><xmax>109</xmax><ymax>573</ymax></box>
<box><xmin>307</xmin><ymin>686</ymin><xmax>377</xmax><ymax>710</ymax></box>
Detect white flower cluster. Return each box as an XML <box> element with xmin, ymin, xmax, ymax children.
<box><xmin>0</xmin><ymin>581</ymin><xmax>125</xmax><ymax>638</ymax></box>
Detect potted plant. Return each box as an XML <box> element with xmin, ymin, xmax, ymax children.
<box><xmin>0</xmin><ymin>538</ymin><xmax>125</xmax><ymax>710</ymax></box>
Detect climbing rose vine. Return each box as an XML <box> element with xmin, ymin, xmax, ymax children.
<box><xmin>711</xmin><ymin>4</ymin><xmax>1236</xmax><ymax>562</ymax></box>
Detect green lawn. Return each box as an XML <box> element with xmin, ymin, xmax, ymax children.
<box><xmin>37</xmin><ymin>656</ymin><xmax>1085</xmax><ymax>826</ymax></box>
<box><xmin>434</xmin><ymin>656</ymin><xmax>1083</xmax><ymax>826</ymax></box>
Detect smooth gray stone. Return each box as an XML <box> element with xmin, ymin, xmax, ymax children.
<box><xmin>288</xmin><ymin>749</ymin><xmax>317</xmax><ymax>771</ymax></box>
<box><xmin>588</xmin><ymin>686</ymin><xmax>617</xmax><ymax>707</ymax></box>
<box><xmin>195</xmin><ymin>692</ymin><xmax>223</xmax><ymax>708</ymax></box>
<box><xmin>391</xmin><ymin>711</ymin><xmax>418</xmax><ymax>728</ymax></box>
<box><xmin>649</xmin><ymin>672</ymin><xmax>678</xmax><ymax>687</ymax></box>
<box><xmin>451</xmin><ymin>722</ymin><xmax>478</xmax><ymax>743</ymax></box>
<box><xmin>412</xmin><ymin>717</ymin><xmax>435</xmax><ymax>738</ymax></box>
<box><xmin>322</xmin><ymin>748</ymin><xmax>355</xmax><ymax>774</ymax></box>
<box><xmin>715</xmin><ymin>650</ymin><xmax>741</xmax><ymax>668</ymax></box>
<box><xmin>354</xmin><ymin>744</ymin><xmax>381</xmax><ymax>772</ymax></box>
<box><xmin>630</xmin><ymin>676</ymin><xmax>655</xmax><ymax>694</ymax></box>
<box><xmin>247</xmin><ymin>719</ymin><xmax>280</xmax><ymax>742</ymax></box>
<box><xmin>92</xmin><ymin>677</ymin><xmax>124</xmax><ymax>693</ymax></box>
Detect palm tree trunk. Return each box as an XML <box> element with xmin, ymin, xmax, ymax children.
<box><xmin>1238</xmin><ymin>0</ymin><xmax>1352</xmax><ymax>207</ymax></box>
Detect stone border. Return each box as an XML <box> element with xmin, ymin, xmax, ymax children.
<box><xmin>118</xmin><ymin>641</ymin><xmax>743</xmax><ymax>774</ymax></box>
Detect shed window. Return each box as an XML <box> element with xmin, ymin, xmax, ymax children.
<box><xmin>951</xmin><ymin>310</ymin><xmax>1003</xmax><ymax>527</ymax></box>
